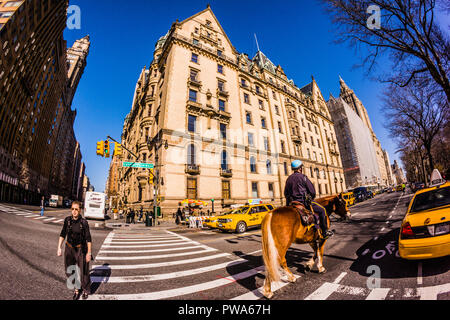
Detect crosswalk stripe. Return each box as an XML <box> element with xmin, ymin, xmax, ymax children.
<box><xmin>366</xmin><ymin>288</ymin><xmax>391</xmax><ymax>300</ymax></box>
<box><xmin>92</xmin><ymin>253</ymin><xmax>231</xmax><ymax>270</ymax></box>
<box><xmin>24</xmin><ymin>215</ymin><xmax>38</xmax><ymax>218</ymax></box>
<box><xmin>33</xmin><ymin>216</ymin><xmax>47</xmax><ymax>220</ymax></box>
<box><xmin>53</xmin><ymin>219</ymin><xmax>64</xmax><ymax>223</ymax></box>
<box><xmin>95</xmin><ymin>247</ymin><xmax>218</xmax><ymax>261</ymax></box>
<box><xmin>43</xmin><ymin>218</ymin><xmax>56</xmax><ymax>222</ymax></box>
<box><xmin>101</xmin><ymin>242</ymin><xmax>198</xmax><ymax>248</ymax></box>
<box><xmin>89</xmin><ymin>265</ymin><xmax>265</xmax><ymax>300</ymax></box>
<box><xmin>108</xmin><ymin>237</ymin><xmax>180</xmax><ymax>242</ymax></box>
<box><xmin>231</xmin><ymin>275</ymin><xmax>301</xmax><ymax>300</ymax></box>
<box><xmin>91</xmin><ymin>258</ymin><xmax>248</xmax><ymax>283</ymax></box>
<box><xmin>98</xmin><ymin>245</ymin><xmax>208</xmax><ymax>254</ymax></box>
<box><xmin>112</xmin><ymin>235</ymin><xmax>180</xmax><ymax>239</ymax></box>
<box><xmin>16</xmin><ymin>213</ymin><xmax>32</xmax><ymax>216</ymax></box>
<box><xmin>105</xmin><ymin>239</ymin><xmax>186</xmax><ymax>244</ymax></box>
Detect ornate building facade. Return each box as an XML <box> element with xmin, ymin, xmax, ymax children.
<box><xmin>114</xmin><ymin>6</ymin><xmax>346</xmax><ymax>213</ymax></box>
<box><xmin>0</xmin><ymin>0</ymin><xmax>88</xmax><ymax>204</ymax></box>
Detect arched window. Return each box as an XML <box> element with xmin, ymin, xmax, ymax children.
<box><xmin>266</xmin><ymin>160</ymin><xmax>272</xmax><ymax>175</ymax></box>
<box><xmin>221</xmin><ymin>150</ymin><xmax>228</xmax><ymax>170</ymax></box>
<box><xmin>187</xmin><ymin>144</ymin><xmax>196</xmax><ymax>165</ymax></box>
<box><xmin>250</xmin><ymin>157</ymin><xmax>257</xmax><ymax>173</ymax></box>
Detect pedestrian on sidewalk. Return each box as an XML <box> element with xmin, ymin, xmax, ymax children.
<box><xmin>57</xmin><ymin>201</ymin><xmax>92</xmax><ymax>300</ymax></box>
<box><xmin>40</xmin><ymin>196</ymin><xmax>45</xmax><ymax>217</ymax></box>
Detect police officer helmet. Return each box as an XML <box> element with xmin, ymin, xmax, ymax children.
<box><xmin>291</xmin><ymin>160</ymin><xmax>303</xmax><ymax>170</ymax></box>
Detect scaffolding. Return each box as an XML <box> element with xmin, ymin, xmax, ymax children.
<box><xmin>328</xmin><ymin>97</ymin><xmax>381</xmax><ymax>189</ymax></box>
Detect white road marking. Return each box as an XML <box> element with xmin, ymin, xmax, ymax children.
<box><xmin>92</xmin><ymin>253</ymin><xmax>231</xmax><ymax>270</ymax></box>
<box><xmin>101</xmin><ymin>242</ymin><xmax>198</xmax><ymax>249</ymax></box>
<box><xmin>95</xmin><ymin>247</ymin><xmax>217</xmax><ymax>260</ymax></box>
<box><xmin>333</xmin><ymin>272</ymin><xmax>348</xmax><ymax>284</ymax></box>
<box><xmin>33</xmin><ymin>216</ymin><xmax>47</xmax><ymax>220</ymax></box>
<box><xmin>231</xmin><ymin>275</ymin><xmax>301</xmax><ymax>300</ymax></box>
<box><xmin>89</xmin><ymin>265</ymin><xmax>265</xmax><ymax>300</ymax></box>
<box><xmin>91</xmin><ymin>258</ymin><xmax>248</xmax><ymax>283</ymax></box>
<box><xmin>366</xmin><ymin>288</ymin><xmax>391</xmax><ymax>300</ymax></box>
<box><xmin>305</xmin><ymin>272</ymin><xmax>347</xmax><ymax>300</ymax></box>
<box><xmin>98</xmin><ymin>245</ymin><xmax>205</xmax><ymax>254</ymax></box>
<box><xmin>104</xmin><ymin>239</ymin><xmax>186</xmax><ymax>245</ymax></box>
<box><xmin>24</xmin><ymin>215</ymin><xmax>38</xmax><ymax>218</ymax></box>
<box><xmin>417</xmin><ymin>262</ymin><xmax>423</xmax><ymax>285</ymax></box>
<box><xmin>53</xmin><ymin>219</ymin><xmax>64</xmax><ymax>223</ymax></box>
<box><xmin>417</xmin><ymin>283</ymin><xmax>450</xmax><ymax>300</ymax></box>
<box><xmin>43</xmin><ymin>218</ymin><xmax>56</xmax><ymax>222</ymax></box>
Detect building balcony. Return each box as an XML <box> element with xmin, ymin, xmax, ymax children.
<box><xmin>217</xmin><ymin>88</ymin><xmax>229</xmax><ymax>98</ymax></box>
<box><xmin>140</xmin><ymin>116</ymin><xmax>153</xmax><ymax>128</ymax></box>
<box><xmin>291</xmin><ymin>135</ymin><xmax>303</xmax><ymax>143</ymax></box>
<box><xmin>220</xmin><ymin>168</ymin><xmax>233</xmax><ymax>178</ymax></box>
<box><xmin>185</xmin><ymin>164</ymin><xmax>200</xmax><ymax>175</ymax></box>
<box><xmin>255</xmin><ymin>90</ymin><xmax>266</xmax><ymax>99</ymax></box>
<box><xmin>240</xmin><ymin>83</ymin><xmax>250</xmax><ymax>90</ymax></box>
<box><xmin>188</xmin><ymin>77</ymin><xmax>202</xmax><ymax>88</ymax></box>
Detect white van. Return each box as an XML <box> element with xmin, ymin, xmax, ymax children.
<box><xmin>84</xmin><ymin>192</ymin><xmax>106</xmax><ymax>220</ymax></box>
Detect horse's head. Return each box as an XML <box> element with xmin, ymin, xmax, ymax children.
<box><xmin>334</xmin><ymin>194</ymin><xmax>351</xmax><ymax>220</ymax></box>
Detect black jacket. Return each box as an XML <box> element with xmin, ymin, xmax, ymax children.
<box><xmin>284</xmin><ymin>172</ymin><xmax>316</xmax><ymax>206</ymax></box>
<box><xmin>60</xmin><ymin>216</ymin><xmax>92</xmax><ymax>253</ymax></box>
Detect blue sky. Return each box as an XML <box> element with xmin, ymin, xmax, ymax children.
<box><xmin>64</xmin><ymin>0</ymin><xmax>403</xmax><ymax>191</ymax></box>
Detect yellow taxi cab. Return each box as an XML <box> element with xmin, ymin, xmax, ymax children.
<box><xmin>203</xmin><ymin>215</ymin><xmax>224</xmax><ymax>229</ymax></box>
<box><xmin>399</xmin><ymin>173</ymin><xmax>450</xmax><ymax>260</ymax></box>
<box><xmin>342</xmin><ymin>192</ymin><xmax>355</xmax><ymax>207</ymax></box>
<box><xmin>217</xmin><ymin>203</ymin><xmax>275</xmax><ymax>233</ymax></box>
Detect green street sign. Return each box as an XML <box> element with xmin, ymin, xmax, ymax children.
<box><xmin>122</xmin><ymin>162</ymin><xmax>154</xmax><ymax>169</ymax></box>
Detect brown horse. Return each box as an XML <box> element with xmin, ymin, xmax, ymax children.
<box><xmin>261</xmin><ymin>194</ymin><xmax>350</xmax><ymax>299</ymax></box>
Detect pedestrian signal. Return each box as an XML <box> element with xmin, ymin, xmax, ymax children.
<box><xmin>114</xmin><ymin>143</ymin><xmax>123</xmax><ymax>157</ymax></box>
<box><xmin>104</xmin><ymin>141</ymin><xmax>110</xmax><ymax>158</ymax></box>
<box><xmin>148</xmin><ymin>168</ymin><xmax>154</xmax><ymax>185</ymax></box>
<box><xmin>96</xmin><ymin>141</ymin><xmax>104</xmax><ymax>156</ymax></box>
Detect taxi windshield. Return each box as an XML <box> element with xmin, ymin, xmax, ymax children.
<box><xmin>227</xmin><ymin>207</ymin><xmax>250</xmax><ymax>215</ymax></box>
<box><xmin>410</xmin><ymin>186</ymin><xmax>450</xmax><ymax>213</ymax></box>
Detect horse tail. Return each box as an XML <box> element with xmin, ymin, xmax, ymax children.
<box><xmin>262</xmin><ymin>211</ymin><xmax>281</xmax><ymax>282</ymax></box>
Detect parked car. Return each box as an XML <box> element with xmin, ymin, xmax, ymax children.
<box><xmin>217</xmin><ymin>203</ymin><xmax>275</xmax><ymax>233</ymax></box>
<box><xmin>352</xmin><ymin>187</ymin><xmax>370</xmax><ymax>202</ymax></box>
<box><xmin>399</xmin><ymin>181</ymin><xmax>450</xmax><ymax>260</ymax></box>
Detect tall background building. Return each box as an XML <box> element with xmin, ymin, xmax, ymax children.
<box><xmin>327</xmin><ymin>77</ymin><xmax>392</xmax><ymax>188</ymax></box>
<box><xmin>0</xmin><ymin>0</ymin><xmax>88</xmax><ymax>204</ymax></box>
<box><xmin>113</xmin><ymin>6</ymin><xmax>347</xmax><ymax>214</ymax></box>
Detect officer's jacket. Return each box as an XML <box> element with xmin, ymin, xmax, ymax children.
<box><xmin>284</xmin><ymin>172</ymin><xmax>316</xmax><ymax>205</ymax></box>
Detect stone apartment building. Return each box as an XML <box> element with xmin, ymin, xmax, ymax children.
<box><xmin>115</xmin><ymin>6</ymin><xmax>346</xmax><ymax>213</ymax></box>
<box><xmin>0</xmin><ymin>1</ymin><xmax>89</xmax><ymax>204</ymax></box>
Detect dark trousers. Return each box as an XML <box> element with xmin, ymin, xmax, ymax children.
<box><xmin>64</xmin><ymin>244</ymin><xmax>91</xmax><ymax>293</ymax></box>
<box><xmin>311</xmin><ymin>202</ymin><xmax>328</xmax><ymax>231</ymax></box>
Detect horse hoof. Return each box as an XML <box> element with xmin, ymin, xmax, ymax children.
<box><xmin>304</xmin><ymin>264</ymin><xmax>312</xmax><ymax>272</ymax></box>
<box><xmin>289</xmin><ymin>276</ymin><xmax>297</xmax><ymax>283</ymax></box>
<box><xmin>319</xmin><ymin>268</ymin><xmax>327</xmax><ymax>274</ymax></box>
<box><xmin>263</xmin><ymin>291</ymin><xmax>274</xmax><ymax>299</ymax></box>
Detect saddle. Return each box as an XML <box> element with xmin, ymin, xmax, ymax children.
<box><xmin>290</xmin><ymin>201</ymin><xmax>317</xmax><ymax>227</ymax></box>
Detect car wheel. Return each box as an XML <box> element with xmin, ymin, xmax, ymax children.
<box><xmin>236</xmin><ymin>221</ymin><xmax>247</xmax><ymax>234</ymax></box>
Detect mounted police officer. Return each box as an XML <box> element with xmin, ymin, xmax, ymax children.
<box><xmin>284</xmin><ymin>160</ymin><xmax>334</xmax><ymax>239</ymax></box>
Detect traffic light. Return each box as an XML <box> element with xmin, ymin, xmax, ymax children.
<box><xmin>96</xmin><ymin>141</ymin><xmax>104</xmax><ymax>156</ymax></box>
<box><xmin>148</xmin><ymin>168</ymin><xmax>154</xmax><ymax>185</ymax></box>
<box><xmin>114</xmin><ymin>143</ymin><xmax>123</xmax><ymax>157</ymax></box>
<box><xmin>104</xmin><ymin>140</ymin><xmax>110</xmax><ymax>158</ymax></box>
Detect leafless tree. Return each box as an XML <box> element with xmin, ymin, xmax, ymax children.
<box><xmin>382</xmin><ymin>81</ymin><xmax>448</xmax><ymax>178</ymax></box>
<box><xmin>320</xmin><ymin>0</ymin><xmax>450</xmax><ymax>102</ymax></box>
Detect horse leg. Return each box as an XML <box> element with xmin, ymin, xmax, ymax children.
<box><xmin>280</xmin><ymin>255</ymin><xmax>296</xmax><ymax>283</ymax></box>
<box><xmin>317</xmin><ymin>239</ymin><xmax>327</xmax><ymax>274</ymax></box>
<box><xmin>305</xmin><ymin>241</ymin><xmax>318</xmax><ymax>271</ymax></box>
<box><xmin>262</xmin><ymin>275</ymin><xmax>274</xmax><ymax>299</ymax></box>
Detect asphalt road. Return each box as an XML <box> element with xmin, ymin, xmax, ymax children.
<box><xmin>0</xmin><ymin>191</ymin><xmax>448</xmax><ymax>300</ymax></box>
